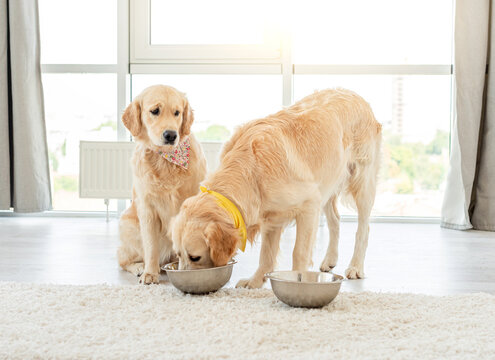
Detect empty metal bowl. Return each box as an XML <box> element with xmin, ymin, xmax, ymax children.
<box><xmin>265</xmin><ymin>271</ymin><xmax>344</xmax><ymax>308</ymax></box>
<box><xmin>162</xmin><ymin>260</ymin><xmax>236</xmax><ymax>294</ymax></box>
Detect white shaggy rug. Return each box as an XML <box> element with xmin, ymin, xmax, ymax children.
<box><xmin>1</xmin><ymin>283</ymin><xmax>494</xmax><ymax>360</ymax></box>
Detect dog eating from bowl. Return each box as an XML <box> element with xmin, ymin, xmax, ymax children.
<box><xmin>172</xmin><ymin>88</ymin><xmax>381</xmax><ymax>287</ymax></box>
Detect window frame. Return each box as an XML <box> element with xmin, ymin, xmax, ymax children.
<box><xmin>36</xmin><ymin>0</ymin><xmax>130</xmax><ymax>216</ymax></box>
<box><xmin>10</xmin><ymin>0</ymin><xmax>452</xmax><ymax>220</ymax></box>
<box><xmin>128</xmin><ymin>0</ymin><xmax>454</xmax><ymax>220</ymax></box>
<box><xmin>130</xmin><ymin>0</ymin><xmax>453</xmax><ymax>108</ymax></box>
<box><xmin>130</xmin><ymin>0</ymin><xmax>281</xmax><ymax>63</ymax></box>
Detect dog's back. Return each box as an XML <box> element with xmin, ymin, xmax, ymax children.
<box><xmin>290</xmin><ymin>88</ymin><xmax>382</xmax><ymax>208</ymax></box>
<box><xmin>220</xmin><ymin>88</ymin><xmax>381</xmax><ymax>204</ymax></box>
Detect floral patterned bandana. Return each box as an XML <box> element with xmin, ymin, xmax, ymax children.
<box><xmin>156</xmin><ymin>137</ymin><xmax>190</xmax><ymax>169</ymax></box>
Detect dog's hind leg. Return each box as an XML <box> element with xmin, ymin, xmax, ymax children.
<box><xmin>345</xmin><ymin>165</ymin><xmax>378</xmax><ymax>279</ymax></box>
<box><xmin>320</xmin><ymin>195</ymin><xmax>340</xmax><ymax>272</ymax></box>
<box><xmin>118</xmin><ymin>208</ymin><xmax>145</xmax><ymax>277</ymax></box>
<box><xmin>236</xmin><ymin>225</ymin><xmax>283</xmax><ymax>289</ymax></box>
<box><xmin>122</xmin><ymin>261</ymin><xmax>145</xmax><ymax>277</ymax></box>
<box><xmin>117</xmin><ymin>240</ymin><xmax>144</xmax><ymax>277</ymax></box>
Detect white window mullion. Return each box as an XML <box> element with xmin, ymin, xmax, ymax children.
<box><xmin>282</xmin><ymin>32</ymin><xmax>293</xmax><ymax>107</ymax></box>
<box><xmin>41</xmin><ymin>64</ymin><xmax>118</xmax><ymax>73</ymax></box>
<box><xmin>117</xmin><ymin>0</ymin><xmax>129</xmax><ymax>142</ymax></box>
<box><xmin>117</xmin><ymin>0</ymin><xmax>130</xmax><ymax>215</ymax></box>
<box><xmin>294</xmin><ymin>64</ymin><xmax>452</xmax><ymax>75</ymax></box>
<box><xmin>129</xmin><ymin>64</ymin><xmax>281</xmax><ymax>75</ymax></box>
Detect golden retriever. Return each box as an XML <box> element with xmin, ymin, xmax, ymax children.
<box><xmin>172</xmin><ymin>88</ymin><xmax>381</xmax><ymax>287</ymax></box>
<box><xmin>118</xmin><ymin>85</ymin><xmax>206</xmax><ymax>284</ymax></box>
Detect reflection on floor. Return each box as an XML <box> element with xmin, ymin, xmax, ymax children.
<box><xmin>0</xmin><ymin>217</ymin><xmax>494</xmax><ymax>295</ymax></box>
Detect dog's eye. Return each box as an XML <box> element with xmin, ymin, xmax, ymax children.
<box><xmin>150</xmin><ymin>108</ymin><xmax>159</xmax><ymax>115</ymax></box>
<box><xmin>189</xmin><ymin>255</ymin><xmax>201</xmax><ymax>262</ymax></box>
<box><xmin>174</xmin><ymin>110</ymin><xmax>180</xmax><ymax>117</ymax></box>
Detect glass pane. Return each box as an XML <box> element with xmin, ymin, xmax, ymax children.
<box><xmin>292</xmin><ymin>0</ymin><xmax>453</xmax><ymax>64</ymax></box>
<box><xmin>39</xmin><ymin>0</ymin><xmax>117</xmax><ymax>64</ymax></box>
<box><xmin>43</xmin><ymin>74</ymin><xmax>117</xmax><ymax>211</ymax></box>
<box><xmin>295</xmin><ymin>75</ymin><xmax>451</xmax><ymax>217</ymax></box>
<box><xmin>150</xmin><ymin>0</ymin><xmax>270</xmax><ymax>45</ymax></box>
<box><xmin>131</xmin><ymin>75</ymin><xmax>282</xmax><ymax>140</ymax></box>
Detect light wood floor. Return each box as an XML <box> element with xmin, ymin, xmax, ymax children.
<box><xmin>0</xmin><ymin>217</ymin><xmax>494</xmax><ymax>295</ymax></box>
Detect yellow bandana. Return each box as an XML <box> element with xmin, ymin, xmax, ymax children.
<box><xmin>200</xmin><ymin>186</ymin><xmax>247</xmax><ymax>252</ymax></box>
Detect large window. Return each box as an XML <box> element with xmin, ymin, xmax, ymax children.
<box><xmin>39</xmin><ymin>0</ymin><xmax>453</xmax><ymax>217</ymax></box>
<box><xmin>39</xmin><ymin>0</ymin><xmax>119</xmax><ymax>211</ymax></box>
<box><xmin>42</xmin><ymin>74</ymin><xmax>117</xmax><ymax>211</ymax></box>
<box><xmin>130</xmin><ymin>0</ymin><xmax>453</xmax><ymax>217</ymax></box>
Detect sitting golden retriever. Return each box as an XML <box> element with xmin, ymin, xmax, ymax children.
<box><xmin>118</xmin><ymin>85</ymin><xmax>206</xmax><ymax>284</ymax></box>
<box><xmin>172</xmin><ymin>88</ymin><xmax>381</xmax><ymax>287</ymax></box>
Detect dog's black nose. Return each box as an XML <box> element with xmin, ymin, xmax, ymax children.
<box><xmin>163</xmin><ymin>130</ymin><xmax>177</xmax><ymax>144</ymax></box>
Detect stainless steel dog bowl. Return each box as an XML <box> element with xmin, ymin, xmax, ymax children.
<box><xmin>162</xmin><ymin>260</ymin><xmax>236</xmax><ymax>294</ymax></box>
<box><xmin>265</xmin><ymin>271</ymin><xmax>344</xmax><ymax>308</ymax></box>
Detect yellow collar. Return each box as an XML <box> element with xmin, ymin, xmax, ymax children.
<box><xmin>200</xmin><ymin>186</ymin><xmax>247</xmax><ymax>252</ymax></box>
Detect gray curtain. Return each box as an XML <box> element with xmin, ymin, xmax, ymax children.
<box><xmin>441</xmin><ymin>0</ymin><xmax>494</xmax><ymax>231</ymax></box>
<box><xmin>0</xmin><ymin>0</ymin><xmax>51</xmax><ymax>212</ymax></box>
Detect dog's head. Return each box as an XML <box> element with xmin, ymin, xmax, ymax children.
<box><xmin>122</xmin><ymin>85</ymin><xmax>193</xmax><ymax>149</ymax></box>
<box><xmin>171</xmin><ymin>195</ymin><xmax>240</xmax><ymax>270</ymax></box>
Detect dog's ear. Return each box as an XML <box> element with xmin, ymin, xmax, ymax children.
<box><xmin>122</xmin><ymin>100</ymin><xmax>142</xmax><ymax>137</ymax></box>
<box><xmin>180</xmin><ymin>96</ymin><xmax>194</xmax><ymax>137</ymax></box>
<box><xmin>205</xmin><ymin>222</ymin><xmax>238</xmax><ymax>266</ymax></box>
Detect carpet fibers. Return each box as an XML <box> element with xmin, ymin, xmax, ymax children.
<box><xmin>1</xmin><ymin>282</ymin><xmax>494</xmax><ymax>359</ymax></box>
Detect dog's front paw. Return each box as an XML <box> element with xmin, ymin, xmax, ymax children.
<box><xmin>236</xmin><ymin>276</ymin><xmax>264</xmax><ymax>289</ymax></box>
<box><xmin>345</xmin><ymin>265</ymin><xmax>364</xmax><ymax>279</ymax></box>
<box><xmin>139</xmin><ymin>272</ymin><xmax>160</xmax><ymax>285</ymax></box>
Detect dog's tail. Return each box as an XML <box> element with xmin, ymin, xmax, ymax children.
<box><xmin>340</xmin><ymin>118</ymin><xmax>382</xmax><ymax>211</ymax></box>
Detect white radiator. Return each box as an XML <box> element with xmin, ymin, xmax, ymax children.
<box><xmin>79</xmin><ymin>141</ymin><xmax>135</xmax><ymax>199</ymax></box>
<box><xmin>79</xmin><ymin>140</ymin><xmax>223</xmax><ymax>200</ymax></box>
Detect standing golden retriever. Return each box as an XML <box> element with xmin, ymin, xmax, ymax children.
<box><xmin>172</xmin><ymin>88</ymin><xmax>381</xmax><ymax>288</ymax></box>
<box><xmin>118</xmin><ymin>85</ymin><xmax>206</xmax><ymax>284</ymax></box>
